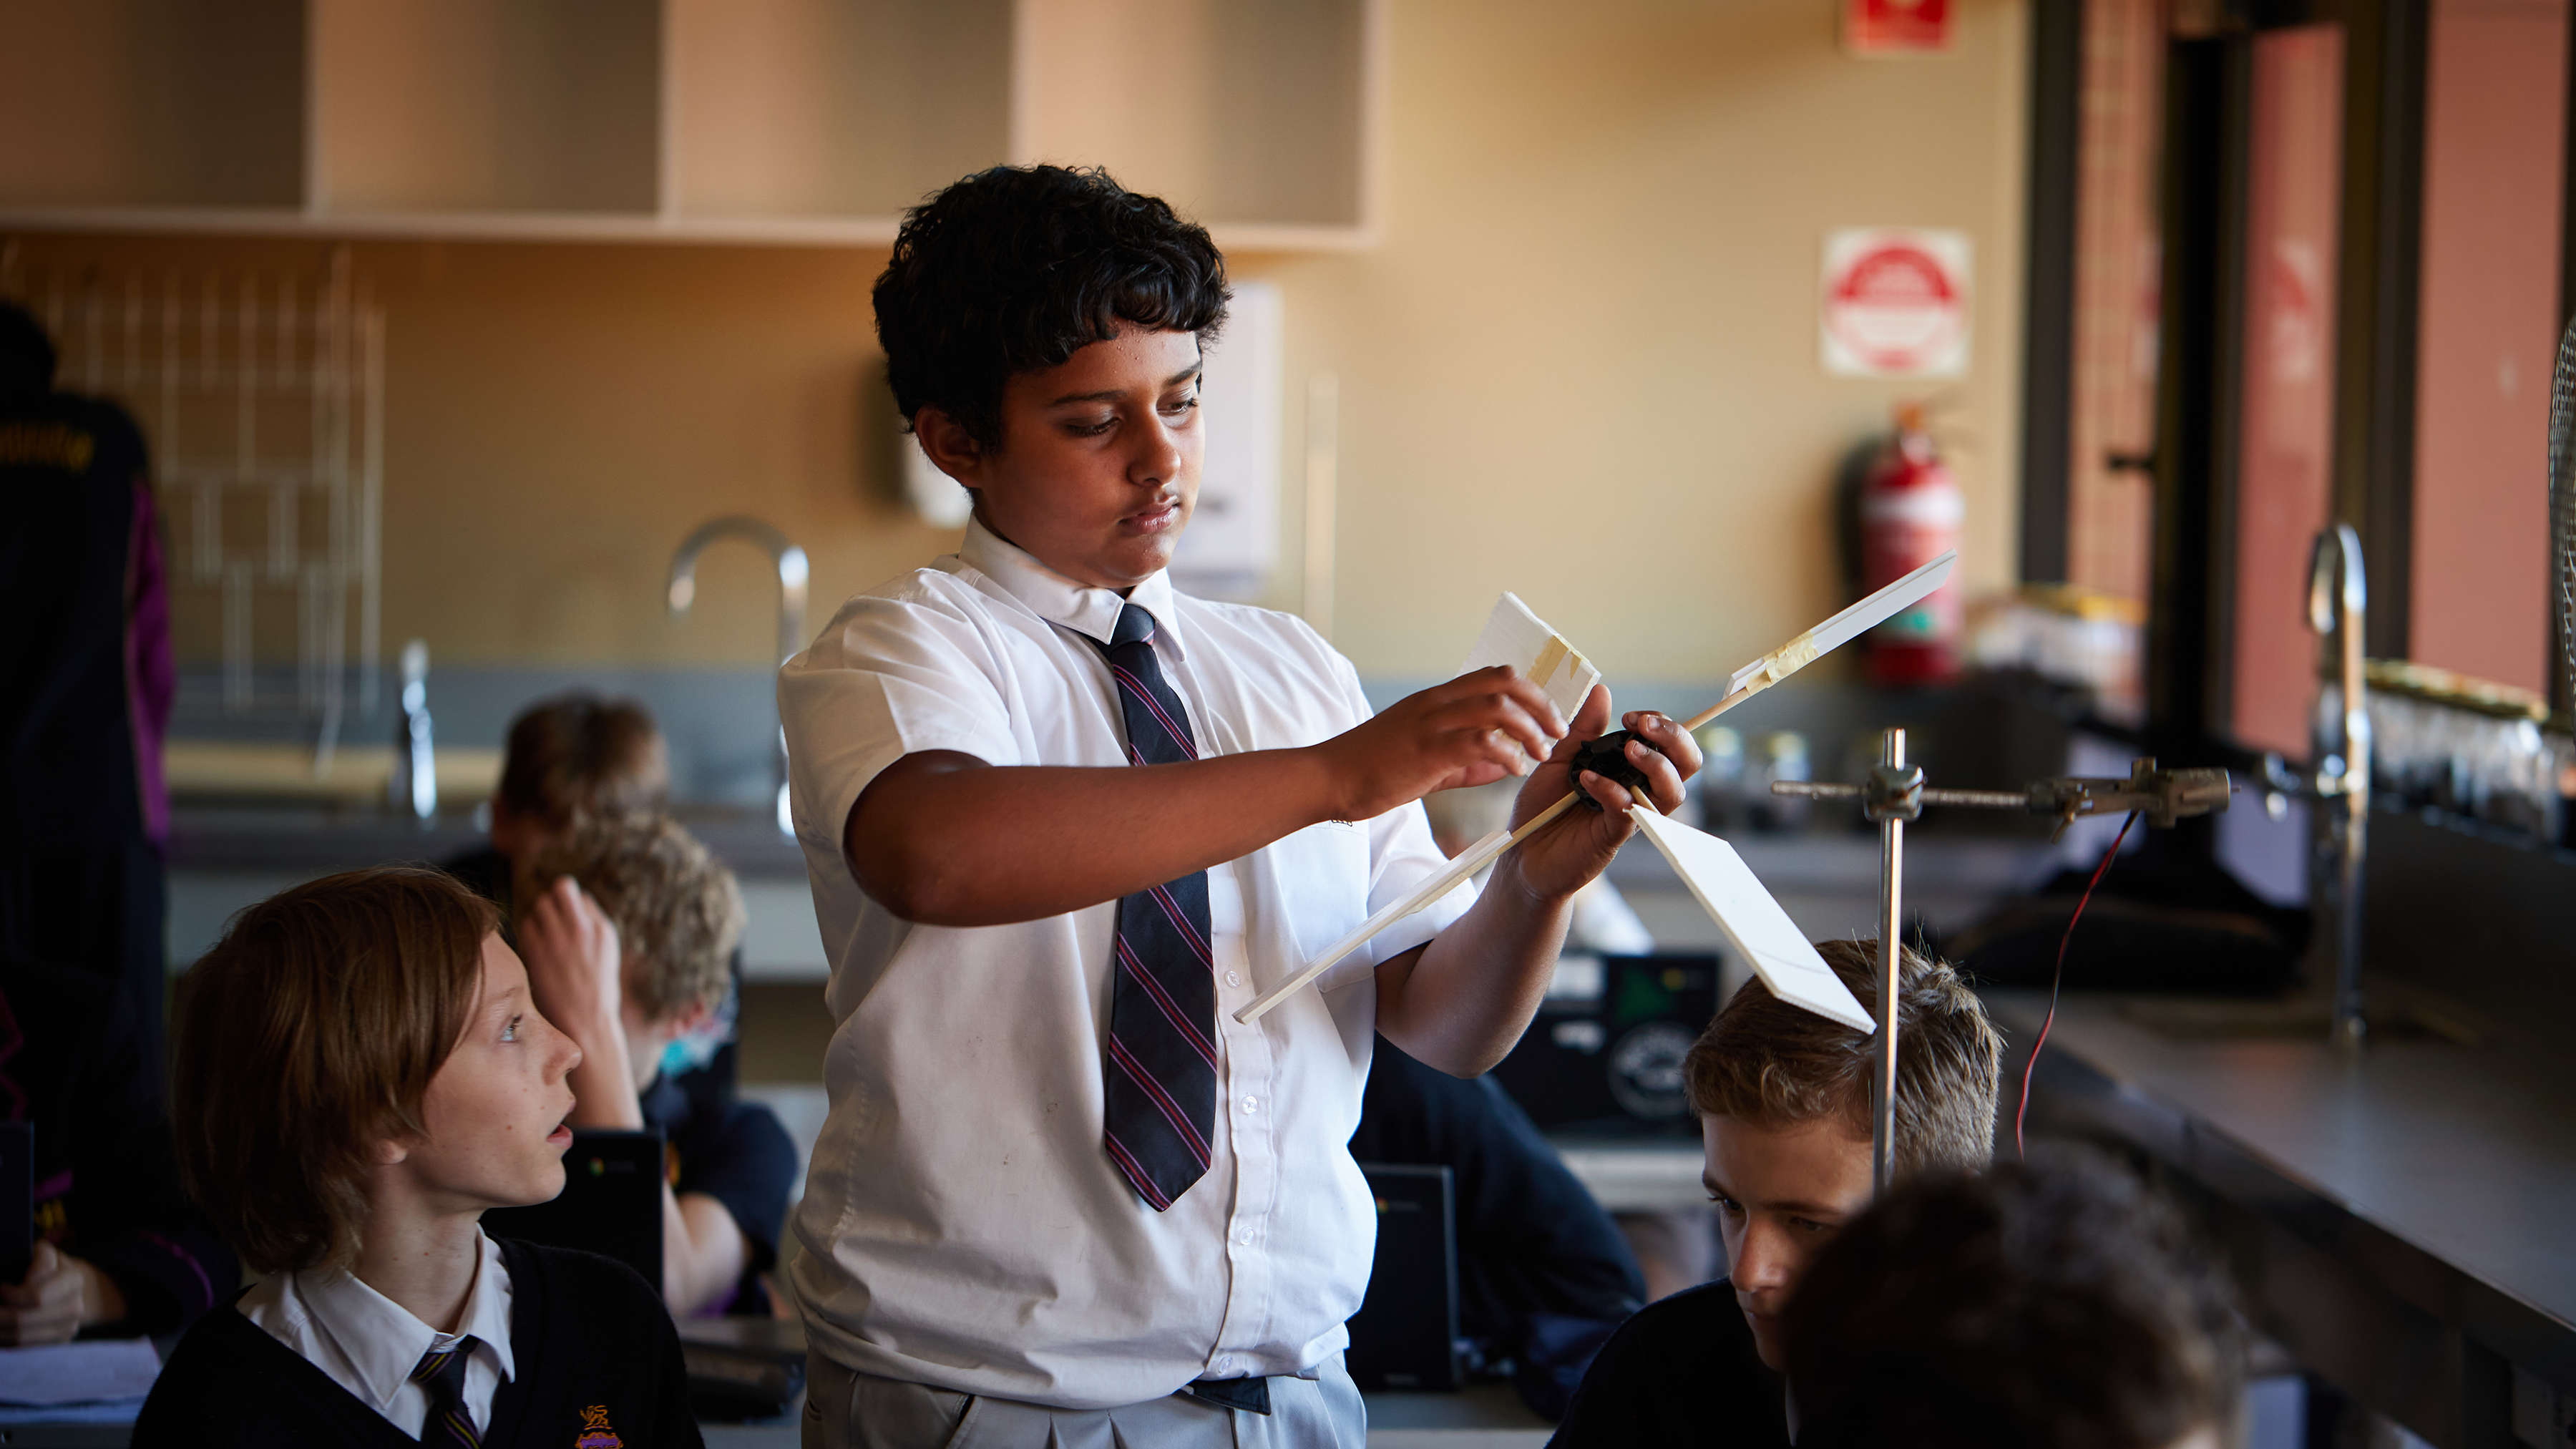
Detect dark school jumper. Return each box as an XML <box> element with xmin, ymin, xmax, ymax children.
<box><xmin>132</xmin><ymin>1240</ymin><xmax>703</xmax><ymax>1449</ymax></box>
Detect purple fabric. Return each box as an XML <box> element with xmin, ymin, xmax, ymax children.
<box><xmin>122</xmin><ymin>482</ymin><xmax>171</xmax><ymax>844</ymax></box>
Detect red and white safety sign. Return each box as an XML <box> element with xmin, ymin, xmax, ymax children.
<box><xmin>1843</xmin><ymin>0</ymin><xmax>1952</xmax><ymax>53</ymax></box>
<box><xmin>1819</xmin><ymin>228</ymin><xmax>1973</xmax><ymax>379</ymax></box>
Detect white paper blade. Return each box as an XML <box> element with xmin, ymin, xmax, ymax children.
<box><xmin>1626</xmin><ymin>807</ymin><xmax>1877</xmax><ymax>1034</ymax></box>
<box><xmin>1724</xmin><ymin>551</ymin><xmax>1958</xmax><ymax>697</ymax></box>
<box><xmin>1234</xmin><ymin>825</ymin><xmax>1511</xmax><ymax>1024</ymax></box>
<box><xmin>1460</xmin><ymin>592</ymin><xmax>1603</xmax><ymax>723</ymax></box>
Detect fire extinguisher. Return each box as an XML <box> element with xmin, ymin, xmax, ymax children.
<box><xmin>1860</xmin><ymin>402</ymin><xmax>1963</xmax><ymax>686</ymax></box>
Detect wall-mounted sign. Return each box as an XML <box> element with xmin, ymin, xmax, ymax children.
<box><xmin>1170</xmin><ymin>279</ymin><xmax>1283</xmax><ymax>600</ymax></box>
<box><xmin>1843</xmin><ymin>0</ymin><xmax>1952</xmax><ymax>53</ymax></box>
<box><xmin>1820</xmin><ymin>228</ymin><xmax>1972</xmax><ymax>379</ymax></box>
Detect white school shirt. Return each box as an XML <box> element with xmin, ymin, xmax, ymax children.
<box><xmin>237</xmin><ymin>1229</ymin><xmax>515</xmax><ymax>1438</ymax></box>
<box><xmin>776</xmin><ymin>518</ymin><xmax>1477</xmax><ymax>1410</ymax></box>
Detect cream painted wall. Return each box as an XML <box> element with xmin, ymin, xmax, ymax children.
<box><xmin>6</xmin><ymin>0</ymin><xmax>2027</xmax><ymax>684</ymax></box>
<box><xmin>1271</xmin><ymin>0</ymin><xmax>2028</xmax><ymax>688</ymax></box>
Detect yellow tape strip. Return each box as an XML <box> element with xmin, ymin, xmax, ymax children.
<box><xmin>1530</xmin><ymin>636</ymin><xmax>1569</xmax><ymax>688</ymax></box>
<box><xmin>1748</xmin><ymin>633</ymin><xmax>1821</xmax><ymax>688</ymax></box>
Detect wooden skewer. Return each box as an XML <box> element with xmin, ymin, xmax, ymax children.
<box><xmin>1235</xmin><ymin>553</ymin><xmax>1951</xmax><ymax>1023</ymax></box>
<box><xmin>1501</xmin><ymin>651</ymin><xmax>1785</xmax><ymax>859</ymax></box>
<box><xmin>1233</xmin><ymin>672</ymin><xmax>1772</xmax><ymax>1024</ymax></box>
<box><xmin>1483</xmin><ymin>657</ymin><xmax>1782</xmax><ymax>864</ymax></box>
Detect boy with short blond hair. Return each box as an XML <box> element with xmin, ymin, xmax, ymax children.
<box><xmin>1687</xmin><ymin>938</ymin><xmax>2005</xmax><ymax>1180</ymax></box>
<box><xmin>514</xmin><ymin>817</ymin><xmax>796</xmax><ymax>1318</ymax></box>
<box><xmin>1549</xmin><ymin>940</ymin><xmax>2004</xmax><ymax>1448</ymax></box>
<box><xmin>135</xmin><ymin>867</ymin><xmax>701</xmax><ymax>1448</ymax></box>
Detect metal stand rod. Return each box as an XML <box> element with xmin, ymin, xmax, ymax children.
<box><xmin>1775</xmin><ymin>782</ymin><xmax>2029</xmax><ymax>811</ymax></box>
<box><xmin>1780</xmin><ymin>746</ymin><xmax>2233</xmax><ymax>1196</ymax></box>
<box><xmin>1872</xmin><ymin>728</ymin><xmax>1906</xmax><ymax>1197</ymax></box>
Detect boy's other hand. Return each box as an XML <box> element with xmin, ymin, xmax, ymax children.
<box><xmin>519</xmin><ymin>876</ymin><xmax>623</xmax><ymax>1042</ymax></box>
<box><xmin>1317</xmin><ymin>666</ymin><xmax>1566</xmax><ymax>821</ymax></box>
<box><xmin>0</xmin><ymin>1243</ymin><xmax>124</xmax><ymax>1345</ymax></box>
<box><xmin>1506</xmin><ymin>691</ymin><xmax>1702</xmax><ymax>899</ymax></box>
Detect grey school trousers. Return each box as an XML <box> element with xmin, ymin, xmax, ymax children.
<box><xmin>800</xmin><ymin>1354</ymin><xmax>1365</xmax><ymax>1449</ymax></box>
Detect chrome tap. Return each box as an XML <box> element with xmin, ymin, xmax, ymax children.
<box><xmin>2307</xmin><ymin>524</ymin><xmax>2371</xmax><ymax>1047</ymax></box>
<box><xmin>667</xmin><ymin>517</ymin><xmax>810</xmax><ymax>834</ymax></box>
<box><xmin>389</xmin><ymin>638</ymin><xmax>436</xmax><ymax>822</ymax></box>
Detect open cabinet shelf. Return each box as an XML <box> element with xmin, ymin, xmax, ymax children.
<box><xmin>0</xmin><ymin>0</ymin><xmax>306</xmax><ymax>210</ymax></box>
<box><xmin>311</xmin><ymin>0</ymin><xmax>663</xmax><ymax>217</ymax></box>
<box><xmin>0</xmin><ymin>0</ymin><xmax>1384</xmax><ymax>250</ymax></box>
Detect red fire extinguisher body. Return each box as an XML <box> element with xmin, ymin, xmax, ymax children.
<box><xmin>1860</xmin><ymin>414</ymin><xmax>1963</xmax><ymax>686</ymax></box>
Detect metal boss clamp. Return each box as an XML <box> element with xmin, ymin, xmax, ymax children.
<box><xmin>1769</xmin><ymin>732</ymin><xmax>2233</xmax><ymax>1193</ymax></box>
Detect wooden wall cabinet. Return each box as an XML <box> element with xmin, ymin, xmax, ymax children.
<box><xmin>0</xmin><ymin>0</ymin><xmax>1384</xmax><ymax>250</ymax></box>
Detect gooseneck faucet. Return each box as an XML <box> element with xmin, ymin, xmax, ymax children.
<box><xmin>667</xmin><ymin>517</ymin><xmax>810</xmax><ymax>834</ymax></box>
<box><xmin>2307</xmin><ymin>523</ymin><xmax>2371</xmax><ymax>1048</ymax></box>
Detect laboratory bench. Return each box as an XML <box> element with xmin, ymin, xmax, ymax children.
<box><xmin>1994</xmin><ymin>989</ymin><xmax>2576</xmax><ymax>1448</ymax></box>
<box><xmin>161</xmin><ymin>804</ymin><xmax>819</xmax><ymax>979</ymax></box>
<box><xmin>165</xmin><ymin>805</ymin><xmax>2061</xmax><ymax>988</ymax></box>
<box><xmin>1</xmin><ymin>1390</ymin><xmax>1551</xmax><ymax>1449</ymax></box>
<box><xmin>689</xmin><ymin>1387</ymin><xmax>1551</xmax><ymax>1448</ymax></box>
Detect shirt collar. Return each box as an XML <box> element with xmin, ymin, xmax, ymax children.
<box><xmin>958</xmin><ymin>515</ymin><xmax>1186</xmax><ymax>660</ymax></box>
<box><xmin>297</xmin><ymin>1229</ymin><xmax>516</xmax><ymax>1410</ymax></box>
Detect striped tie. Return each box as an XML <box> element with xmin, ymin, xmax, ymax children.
<box><xmin>411</xmin><ymin>1335</ymin><xmax>481</xmax><ymax>1448</ymax></box>
<box><xmin>1083</xmin><ymin>602</ymin><xmax>1218</xmax><ymax>1211</ymax></box>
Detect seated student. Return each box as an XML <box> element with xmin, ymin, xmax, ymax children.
<box><xmin>0</xmin><ymin>954</ymin><xmax>234</xmax><ymax>1344</ymax></box>
<box><xmin>513</xmin><ymin>816</ymin><xmax>795</xmax><ymax>1319</ymax></box>
<box><xmin>1783</xmin><ymin>1149</ymin><xmax>2245</xmax><ymax>1449</ymax></box>
<box><xmin>1424</xmin><ymin>781</ymin><xmax>1706</xmax><ymax>1307</ymax></box>
<box><xmin>447</xmin><ymin>692</ymin><xmax>746</xmax><ymax>1098</ymax></box>
<box><xmin>1350</xmin><ymin>1038</ymin><xmax>1646</xmax><ymax>1420</ymax></box>
<box><xmin>1548</xmin><ymin>940</ymin><xmax>2004</xmax><ymax>1448</ymax></box>
<box><xmin>135</xmin><ymin>867</ymin><xmax>701</xmax><ymax>1448</ymax></box>
<box><xmin>444</xmin><ymin>692</ymin><xmax>671</xmax><ymax>916</ymax></box>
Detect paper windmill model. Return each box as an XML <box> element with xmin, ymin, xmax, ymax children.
<box><xmin>1236</xmin><ymin>552</ymin><xmax>1959</xmax><ymax>1033</ymax></box>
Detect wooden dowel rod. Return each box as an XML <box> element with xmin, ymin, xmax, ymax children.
<box><xmin>1244</xmin><ymin>678</ymin><xmax>1752</xmax><ymax>1022</ymax></box>
<box><xmin>1682</xmin><ymin>683</ymin><xmax>1759</xmax><ymax>733</ymax></box>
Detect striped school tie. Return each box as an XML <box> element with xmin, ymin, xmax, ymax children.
<box><xmin>1083</xmin><ymin>602</ymin><xmax>1219</xmax><ymax>1211</ymax></box>
<box><xmin>411</xmin><ymin>1335</ymin><xmax>481</xmax><ymax>1448</ymax></box>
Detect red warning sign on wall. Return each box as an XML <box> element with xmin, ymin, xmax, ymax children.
<box><xmin>1820</xmin><ymin>228</ymin><xmax>1973</xmax><ymax>379</ymax></box>
<box><xmin>1844</xmin><ymin>0</ymin><xmax>1952</xmax><ymax>53</ymax></box>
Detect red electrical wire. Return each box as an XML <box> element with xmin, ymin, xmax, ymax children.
<box><xmin>2014</xmin><ymin>810</ymin><xmax>2141</xmax><ymax>1160</ymax></box>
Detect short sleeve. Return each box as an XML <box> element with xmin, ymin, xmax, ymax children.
<box><xmin>1322</xmin><ymin>648</ymin><xmax>1480</xmax><ymax>987</ymax></box>
<box><xmin>670</xmin><ymin>1100</ymin><xmax>796</xmax><ymax>1272</ymax></box>
<box><xmin>778</xmin><ymin>583</ymin><xmax>1023</xmax><ymax>856</ymax></box>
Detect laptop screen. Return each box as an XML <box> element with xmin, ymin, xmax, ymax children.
<box><xmin>482</xmin><ymin>1128</ymin><xmax>664</xmax><ymax>1292</ymax></box>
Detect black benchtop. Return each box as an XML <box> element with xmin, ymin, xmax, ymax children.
<box><xmin>1993</xmin><ymin>990</ymin><xmax>2576</xmax><ymax>1407</ymax></box>
<box><xmin>167</xmin><ymin>806</ymin><xmax>813</xmax><ymax>878</ymax></box>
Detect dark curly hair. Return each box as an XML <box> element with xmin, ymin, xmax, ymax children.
<box><xmin>1782</xmin><ymin>1147</ymin><xmax>2246</xmax><ymax>1449</ymax></box>
<box><xmin>873</xmin><ymin>165</ymin><xmax>1230</xmax><ymax>448</ymax></box>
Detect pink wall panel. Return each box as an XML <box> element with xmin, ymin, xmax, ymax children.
<box><xmin>2230</xmin><ymin>25</ymin><xmax>2346</xmax><ymax>757</ymax></box>
<box><xmin>2408</xmin><ymin>0</ymin><xmax>2570</xmax><ymax>694</ymax></box>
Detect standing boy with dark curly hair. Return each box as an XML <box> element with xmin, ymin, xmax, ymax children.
<box><xmin>1550</xmin><ymin>940</ymin><xmax>2005</xmax><ymax>1448</ymax></box>
<box><xmin>779</xmin><ymin>164</ymin><xmax>1704</xmax><ymax>1446</ymax></box>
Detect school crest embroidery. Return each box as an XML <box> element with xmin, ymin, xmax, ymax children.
<box><xmin>573</xmin><ymin>1405</ymin><xmax>624</xmax><ymax>1448</ymax></box>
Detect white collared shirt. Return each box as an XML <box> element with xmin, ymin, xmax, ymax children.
<box><xmin>238</xmin><ymin>1229</ymin><xmax>515</xmax><ymax>1438</ymax></box>
<box><xmin>777</xmin><ymin>519</ymin><xmax>1477</xmax><ymax>1410</ymax></box>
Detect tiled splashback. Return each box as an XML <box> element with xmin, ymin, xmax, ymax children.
<box><xmin>176</xmin><ymin>663</ymin><xmax>784</xmax><ymax>809</ymax></box>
